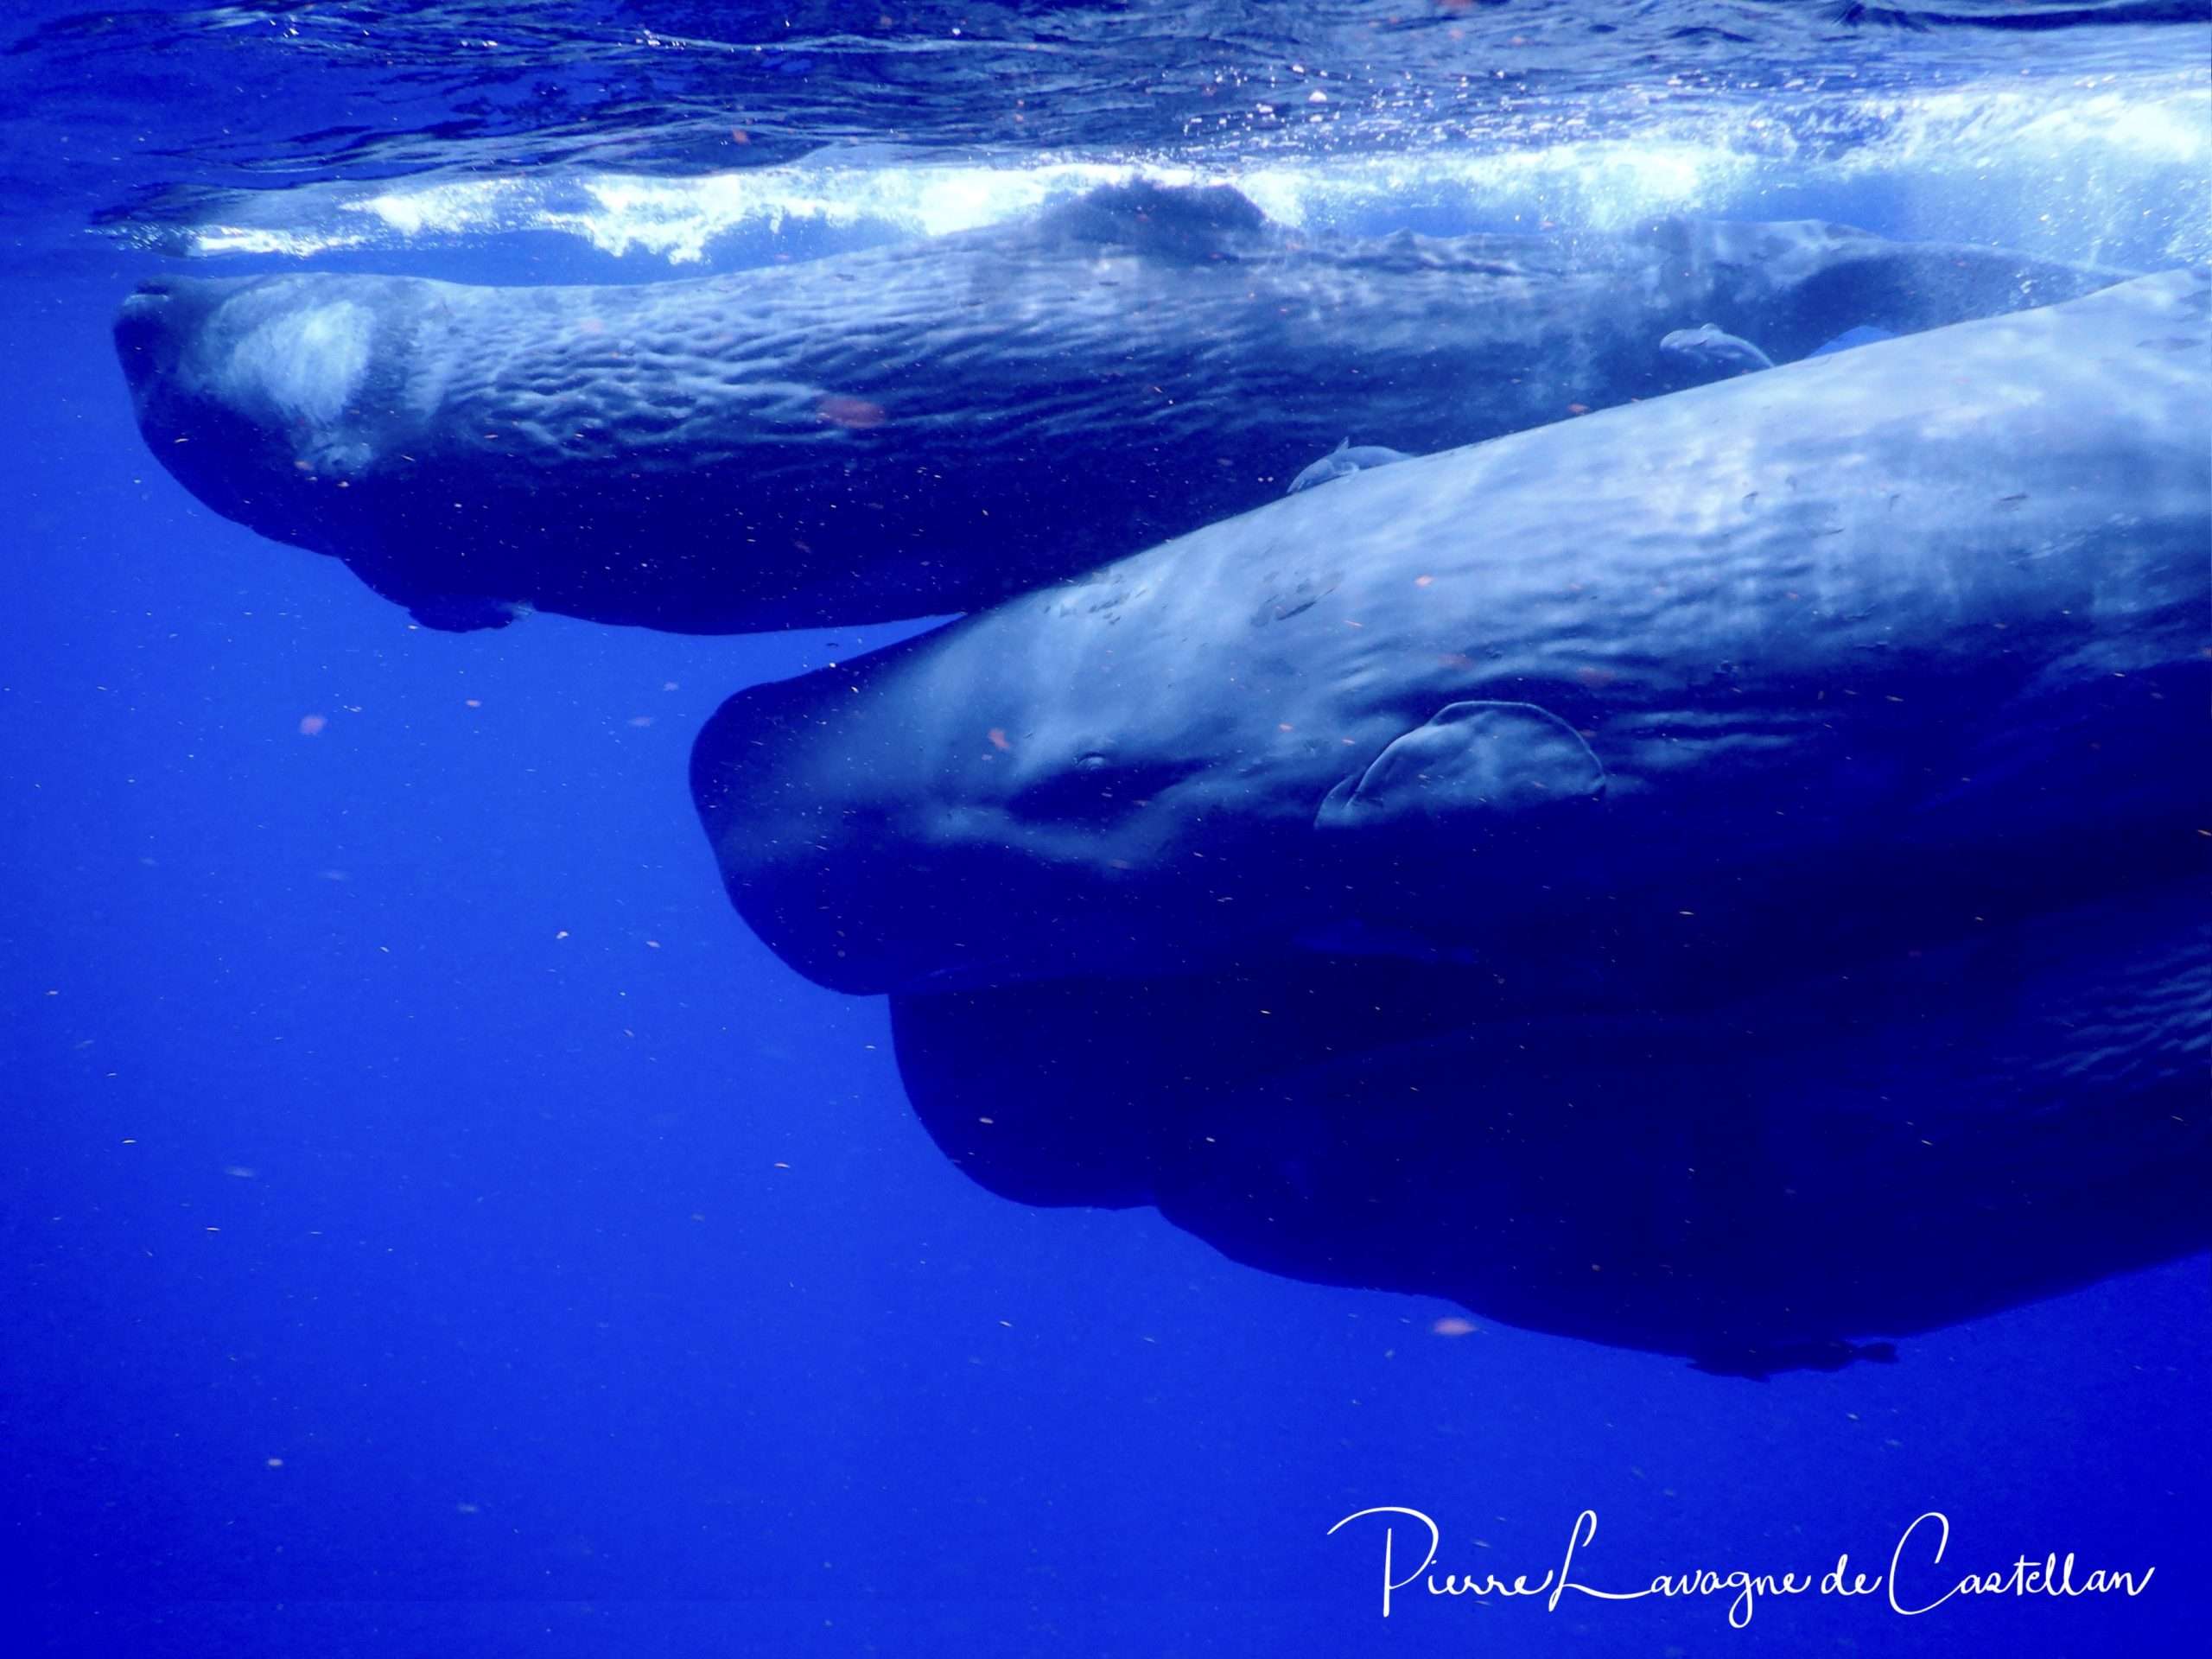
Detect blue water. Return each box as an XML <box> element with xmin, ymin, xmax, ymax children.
<box><xmin>3</xmin><ymin>3</ymin><xmax>2208</xmax><ymax>1654</ymax></box>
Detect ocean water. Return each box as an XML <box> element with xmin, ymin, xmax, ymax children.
<box><xmin>3</xmin><ymin>3</ymin><xmax>2208</xmax><ymax>1655</ymax></box>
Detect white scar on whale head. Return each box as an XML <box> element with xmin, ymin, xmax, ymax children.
<box><xmin>228</xmin><ymin>300</ymin><xmax>372</xmax><ymax>430</ymax></box>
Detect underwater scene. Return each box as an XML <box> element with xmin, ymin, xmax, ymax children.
<box><xmin>3</xmin><ymin>2</ymin><xmax>2208</xmax><ymax>1654</ymax></box>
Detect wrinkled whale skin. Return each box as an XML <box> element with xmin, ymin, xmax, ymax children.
<box><xmin>889</xmin><ymin>882</ymin><xmax>2210</xmax><ymax>1370</ymax></box>
<box><xmin>115</xmin><ymin>183</ymin><xmax>2126</xmax><ymax>632</ymax></box>
<box><xmin>695</xmin><ymin>270</ymin><xmax>2211</xmax><ymax>1002</ymax></box>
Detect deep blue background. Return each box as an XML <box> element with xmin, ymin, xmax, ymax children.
<box><xmin>3</xmin><ymin>3</ymin><xmax>2209</xmax><ymax>1649</ymax></box>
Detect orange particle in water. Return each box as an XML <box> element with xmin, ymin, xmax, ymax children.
<box><xmin>1432</xmin><ymin>1317</ymin><xmax>1477</xmax><ymax>1337</ymax></box>
<box><xmin>987</xmin><ymin>728</ymin><xmax>1011</xmax><ymax>752</ymax></box>
<box><xmin>297</xmin><ymin>715</ymin><xmax>327</xmax><ymax>736</ymax></box>
<box><xmin>577</xmin><ymin>316</ymin><xmax>606</xmax><ymax>336</ymax></box>
<box><xmin>728</xmin><ymin>127</ymin><xmax>750</xmax><ymax>144</ymax></box>
<box><xmin>1567</xmin><ymin>402</ymin><xmax>1590</xmax><ymax>415</ymax></box>
<box><xmin>1575</xmin><ymin>666</ymin><xmax>1618</xmax><ymax>690</ymax></box>
<box><xmin>817</xmin><ymin>394</ymin><xmax>887</xmax><ymax>429</ymax></box>
<box><xmin>1414</xmin><ymin>575</ymin><xmax>1433</xmax><ymax>588</ymax></box>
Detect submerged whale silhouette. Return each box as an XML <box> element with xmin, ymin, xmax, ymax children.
<box><xmin>694</xmin><ymin>270</ymin><xmax>2210</xmax><ymax>1004</ymax></box>
<box><xmin>887</xmin><ymin>883</ymin><xmax>2209</xmax><ymax>1370</ymax></box>
<box><xmin>115</xmin><ymin>183</ymin><xmax>2124</xmax><ymax>633</ymax></box>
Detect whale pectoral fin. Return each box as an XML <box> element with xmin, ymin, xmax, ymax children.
<box><xmin>1315</xmin><ymin>701</ymin><xmax>1605</xmax><ymax>836</ymax></box>
<box><xmin>405</xmin><ymin>594</ymin><xmax>527</xmax><ymax>632</ymax></box>
<box><xmin>1689</xmin><ymin>1339</ymin><xmax>1900</xmax><ymax>1380</ymax></box>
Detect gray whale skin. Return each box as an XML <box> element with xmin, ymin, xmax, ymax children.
<box><xmin>114</xmin><ymin>182</ymin><xmax>2121</xmax><ymax>632</ymax></box>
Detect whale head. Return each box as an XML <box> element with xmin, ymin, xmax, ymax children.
<box><xmin>689</xmin><ymin>461</ymin><xmax>1616</xmax><ymax>1001</ymax></box>
<box><xmin>115</xmin><ymin>275</ymin><xmax>431</xmax><ymax>559</ymax></box>
<box><xmin>690</xmin><ymin>611</ymin><xmax>1283</xmax><ymax>998</ymax></box>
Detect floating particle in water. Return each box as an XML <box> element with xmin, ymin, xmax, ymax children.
<box><xmin>297</xmin><ymin>714</ymin><xmax>327</xmax><ymax>735</ymax></box>
<box><xmin>1432</xmin><ymin>1317</ymin><xmax>1477</xmax><ymax>1337</ymax></box>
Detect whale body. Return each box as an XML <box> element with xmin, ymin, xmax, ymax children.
<box><xmin>115</xmin><ymin>183</ymin><xmax>2125</xmax><ymax>633</ymax></box>
<box><xmin>887</xmin><ymin>884</ymin><xmax>2209</xmax><ymax>1370</ymax></box>
<box><xmin>693</xmin><ymin>270</ymin><xmax>2211</xmax><ymax>1003</ymax></box>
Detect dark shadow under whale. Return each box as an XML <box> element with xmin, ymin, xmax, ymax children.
<box><xmin>889</xmin><ymin>883</ymin><xmax>2210</xmax><ymax>1373</ymax></box>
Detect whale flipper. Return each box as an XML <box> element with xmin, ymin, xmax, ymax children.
<box><xmin>405</xmin><ymin>594</ymin><xmax>527</xmax><ymax>632</ymax></box>
<box><xmin>1689</xmin><ymin>1339</ymin><xmax>1901</xmax><ymax>1381</ymax></box>
<box><xmin>1315</xmin><ymin>701</ymin><xmax>1606</xmax><ymax>836</ymax></box>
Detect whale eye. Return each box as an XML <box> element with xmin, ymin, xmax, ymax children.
<box><xmin>1010</xmin><ymin>757</ymin><xmax>1201</xmax><ymax>825</ymax></box>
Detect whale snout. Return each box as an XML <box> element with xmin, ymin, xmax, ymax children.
<box><xmin>691</xmin><ymin>672</ymin><xmax>939</xmax><ymax>996</ymax></box>
<box><xmin>114</xmin><ymin>281</ymin><xmax>245</xmax><ymax>495</ymax></box>
<box><xmin>114</xmin><ymin>283</ymin><xmax>188</xmax><ymax>402</ymax></box>
<box><xmin>113</xmin><ymin>277</ymin><xmax>253</xmax><ymax>438</ymax></box>
<box><xmin>116</xmin><ymin>274</ymin><xmax>379</xmax><ymax>437</ymax></box>
<box><xmin>692</xmin><ymin>662</ymin><xmax>1179</xmax><ymax>998</ymax></box>
<box><xmin>115</xmin><ymin>275</ymin><xmax>379</xmax><ymax>556</ymax></box>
